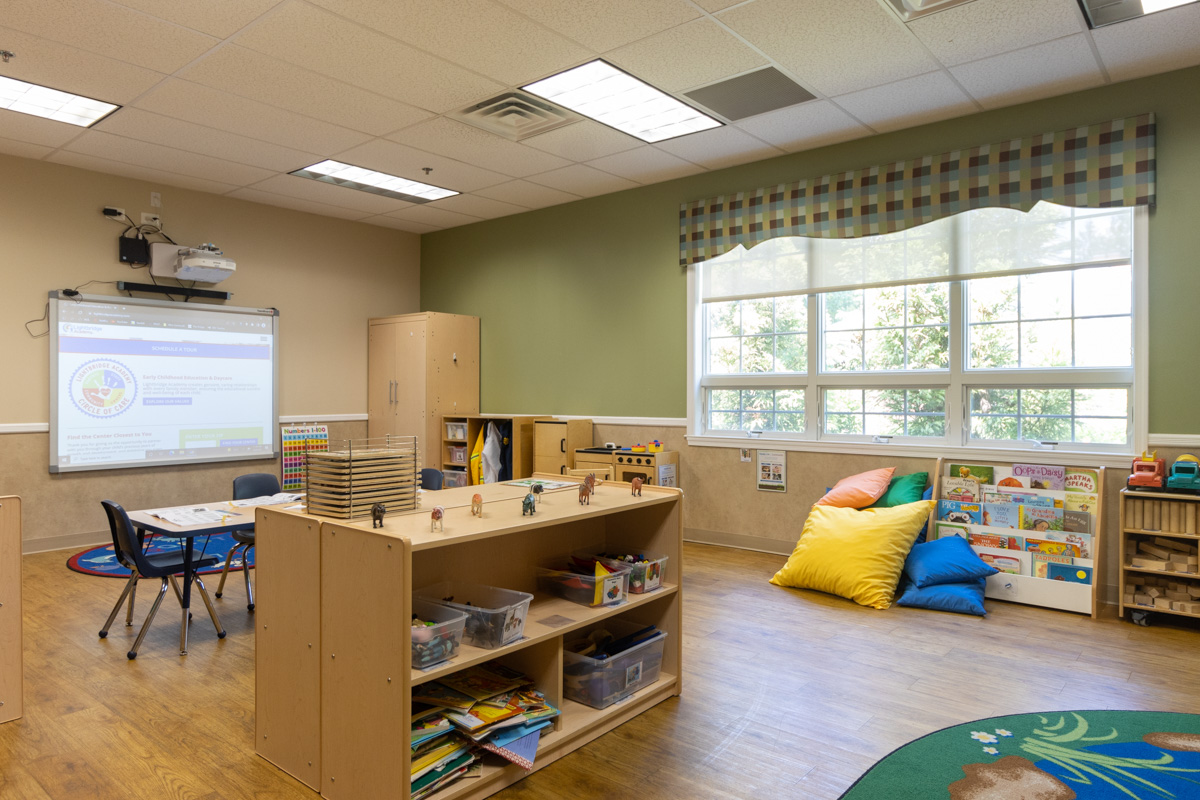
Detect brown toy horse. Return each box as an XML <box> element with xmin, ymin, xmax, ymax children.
<box><xmin>631</xmin><ymin>477</ymin><xmax>643</xmax><ymax>497</ymax></box>
<box><xmin>471</xmin><ymin>494</ymin><xmax>483</xmax><ymax>517</ymax></box>
<box><xmin>431</xmin><ymin>505</ymin><xmax>444</xmax><ymax>532</ymax></box>
<box><xmin>578</xmin><ymin>473</ymin><xmax>596</xmax><ymax>505</ymax></box>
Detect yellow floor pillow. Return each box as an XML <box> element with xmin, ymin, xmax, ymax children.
<box><xmin>769</xmin><ymin>500</ymin><xmax>934</xmax><ymax>609</ymax></box>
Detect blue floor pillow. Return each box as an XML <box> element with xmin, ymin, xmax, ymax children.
<box><xmin>895</xmin><ymin>576</ymin><xmax>988</xmax><ymax>616</ymax></box>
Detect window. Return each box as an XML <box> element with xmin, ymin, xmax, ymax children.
<box><xmin>691</xmin><ymin>203</ymin><xmax>1143</xmax><ymax>453</ymax></box>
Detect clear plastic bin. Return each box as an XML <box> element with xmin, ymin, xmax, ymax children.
<box><xmin>563</xmin><ymin>619</ymin><xmax>668</xmax><ymax>709</ymax></box>
<box><xmin>414</xmin><ymin>581</ymin><xmax>532</xmax><ymax>649</ymax></box>
<box><xmin>443</xmin><ymin>469</ymin><xmax>468</xmax><ymax>488</ymax></box>
<box><xmin>445</xmin><ymin>422</ymin><xmax>467</xmax><ymax>440</ymax></box>
<box><xmin>537</xmin><ymin>555</ymin><xmax>631</xmax><ymax>607</ymax></box>
<box><xmin>594</xmin><ymin>551</ymin><xmax>668</xmax><ymax>594</ymax></box>
<box><xmin>411</xmin><ymin>597</ymin><xmax>466</xmax><ymax>668</ymax></box>
<box><xmin>448</xmin><ymin>446</ymin><xmax>467</xmax><ymax>463</ymax></box>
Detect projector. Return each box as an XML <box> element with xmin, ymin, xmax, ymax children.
<box><xmin>149</xmin><ymin>242</ymin><xmax>236</xmax><ymax>284</ymax></box>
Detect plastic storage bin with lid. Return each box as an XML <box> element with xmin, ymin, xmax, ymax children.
<box><xmin>414</xmin><ymin>581</ymin><xmax>532</xmax><ymax>649</ymax></box>
<box><xmin>443</xmin><ymin>469</ymin><xmax>468</xmax><ymax>488</ymax></box>
<box><xmin>411</xmin><ymin>597</ymin><xmax>466</xmax><ymax>668</ymax></box>
<box><xmin>563</xmin><ymin>618</ymin><xmax>668</xmax><ymax>709</ymax></box>
<box><xmin>537</xmin><ymin>553</ymin><xmax>631</xmax><ymax>607</ymax></box>
<box><xmin>593</xmin><ymin>551</ymin><xmax>668</xmax><ymax>594</ymax></box>
<box><xmin>448</xmin><ymin>445</ymin><xmax>467</xmax><ymax>463</ymax></box>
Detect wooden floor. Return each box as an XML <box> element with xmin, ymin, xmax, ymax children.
<box><xmin>2</xmin><ymin>544</ymin><xmax>1199</xmax><ymax>800</ymax></box>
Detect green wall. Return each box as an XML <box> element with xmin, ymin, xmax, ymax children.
<box><xmin>422</xmin><ymin>65</ymin><xmax>1200</xmax><ymax>431</ymax></box>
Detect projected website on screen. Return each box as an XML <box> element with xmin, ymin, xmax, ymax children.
<box><xmin>50</xmin><ymin>295</ymin><xmax>278</xmax><ymax>472</ymax></box>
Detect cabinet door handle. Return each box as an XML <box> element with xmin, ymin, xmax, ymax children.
<box><xmin>389</xmin><ymin>380</ymin><xmax>394</xmax><ymax>404</ymax></box>
<box><xmin>560</xmin><ymin>465</ymin><xmax>565</xmax><ymax>475</ymax></box>
<box><xmin>560</xmin><ymin>438</ymin><xmax>565</xmax><ymax>453</ymax></box>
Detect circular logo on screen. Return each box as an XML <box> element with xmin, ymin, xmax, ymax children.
<box><xmin>70</xmin><ymin>359</ymin><xmax>137</xmax><ymax>418</ymax></box>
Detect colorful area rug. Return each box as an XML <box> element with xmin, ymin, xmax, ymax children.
<box><xmin>66</xmin><ymin>531</ymin><xmax>253</xmax><ymax>577</ymax></box>
<box><xmin>840</xmin><ymin>710</ymin><xmax>1200</xmax><ymax>800</ymax></box>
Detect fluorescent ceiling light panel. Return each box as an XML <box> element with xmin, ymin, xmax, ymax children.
<box><xmin>1141</xmin><ymin>0</ymin><xmax>1194</xmax><ymax>12</ymax></box>
<box><xmin>0</xmin><ymin>75</ymin><xmax>119</xmax><ymax>127</ymax></box>
<box><xmin>290</xmin><ymin>160</ymin><xmax>458</xmax><ymax>203</ymax></box>
<box><xmin>523</xmin><ymin>60</ymin><xmax>721</xmax><ymax>143</ymax></box>
<box><xmin>1077</xmin><ymin>0</ymin><xmax>1197</xmax><ymax>27</ymax></box>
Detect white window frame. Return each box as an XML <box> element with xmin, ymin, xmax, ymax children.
<box><xmin>686</xmin><ymin>207</ymin><xmax>1148</xmax><ymax>467</ymax></box>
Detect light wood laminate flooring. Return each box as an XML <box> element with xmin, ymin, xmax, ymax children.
<box><xmin>2</xmin><ymin>543</ymin><xmax>1198</xmax><ymax>799</ymax></box>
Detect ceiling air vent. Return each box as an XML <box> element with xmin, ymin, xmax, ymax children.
<box><xmin>451</xmin><ymin>91</ymin><xmax>581</xmax><ymax>141</ymax></box>
<box><xmin>685</xmin><ymin>67</ymin><xmax>816</xmax><ymax>122</ymax></box>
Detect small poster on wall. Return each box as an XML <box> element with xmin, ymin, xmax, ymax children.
<box><xmin>757</xmin><ymin>450</ymin><xmax>786</xmax><ymax>492</ymax></box>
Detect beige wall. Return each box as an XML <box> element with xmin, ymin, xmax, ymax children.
<box><xmin>0</xmin><ymin>154</ymin><xmax>419</xmax><ymax>547</ymax></box>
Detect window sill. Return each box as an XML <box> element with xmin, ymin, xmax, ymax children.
<box><xmin>685</xmin><ymin>433</ymin><xmax>1134</xmax><ymax>469</ymax></box>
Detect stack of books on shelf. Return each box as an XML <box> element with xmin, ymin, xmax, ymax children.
<box><xmin>934</xmin><ymin>463</ymin><xmax>1099</xmax><ymax>584</ymax></box>
<box><xmin>410</xmin><ymin>662</ymin><xmax>561</xmax><ymax>795</ymax></box>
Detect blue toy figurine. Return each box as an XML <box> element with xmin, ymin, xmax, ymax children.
<box><xmin>522</xmin><ymin>492</ymin><xmax>536</xmax><ymax>516</ymax></box>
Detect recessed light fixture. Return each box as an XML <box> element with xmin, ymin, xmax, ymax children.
<box><xmin>1077</xmin><ymin>0</ymin><xmax>1198</xmax><ymax>28</ymax></box>
<box><xmin>290</xmin><ymin>160</ymin><xmax>459</xmax><ymax>204</ymax></box>
<box><xmin>0</xmin><ymin>75</ymin><xmax>119</xmax><ymax>127</ymax></box>
<box><xmin>885</xmin><ymin>0</ymin><xmax>980</xmax><ymax>21</ymax></box>
<box><xmin>522</xmin><ymin>60</ymin><xmax>721</xmax><ymax>143</ymax></box>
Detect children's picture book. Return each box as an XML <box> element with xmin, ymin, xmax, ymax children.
<box><xmin>970</xmin><ymin>545</ymin><xmax>1026</xmax><ymax>574</ymax></box>
<box><xmin>437</xmin><ymin>663</ymin><xmax>530</xmax><ymax>702</ymax></box>
<box><xmin>981</xmin><ymin>503</ymin><xmax>1021</xmax><ymax>529</ymax></box>
<box><xmin>934</xmin><ymin>522</ymin><xmax>969</xmax><ymax>540</ymax></box>
<box><xmin>949</xmin><ymin>464</ymin><xmax>995</xmax><ymax>484</ymax></box>
<box><xmin>1065</xmin><ymin>468</ymin><xmax>1101</xmax><ymax>494</ymax></box>
<box><xmin>937</xmin><ymin>500</ymin><xmax>982</xmax><ymax>525</ymax></box>
<box><xmin>1025</xmin><ymin>538</ymin><xmax>1081</xmax><ymax>558</ymax></box>
<box><xmin>1064</xmin><ymin>510</ymin><xmax>1092</xmax><ymax>534</ymax></box>
<box><xmin>1037</xmin><ymin>530</ymin><xmax>1091</xmax><ymax>558</ymax></box>
<box><xmin>1020</xmin><ymin>505</ymin><xmax>1064</xmax><ymax>532</ymax></box>
<box><xmin>968</xmin><ymin>532</ymin><xmax>1021</xmax><ymax>550</ymax></box>
<box><xmin>411</xmin><ymin>683</ymin><xmax>478</xmax><ymax>711</ymax></box>
<box><xmin>1012</xmin><ymin>463</ymin><xmax>1066</xmax><ymax>490</ymax></box>
<box><xmin>1064</xmin><ymin>492</ymin><xmax>1098</xmax><ymax>517</ymax></box>
<box><xmin>991</xmin><ymin>488</ymin><xmax>1059</xmax><ymax>508</ymax></box>
<box><xmin>1031</xmin><ymin>552</ymin><xmax>1073</xmax><ymax>579</ymax></box>
<box><xmin>1047</xmin><ymin>562</ymin><xmax>1093</xmax><ymax>584</ymax></box>
<box><xmin>942</xmin><ymin>477</ymin><xmax>981</xmax><ymax>501</ymax></box>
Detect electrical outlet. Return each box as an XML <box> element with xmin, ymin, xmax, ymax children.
<box><xmin>141</xmin><ymin>212</ymin><xmax>162</xmax><ymax>228</ymax></box>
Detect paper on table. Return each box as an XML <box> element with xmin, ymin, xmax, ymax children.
<box><xmin>150</xmin><ymin>507</ymin><xmax>239</xmax><ymax>526</ymax></box>
<box><xmin>230</xmin><ymin>492</ymin><xmax>304</xmax><ymax>507</ymax></box>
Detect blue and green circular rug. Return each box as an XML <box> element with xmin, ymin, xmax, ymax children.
<box><xmin>840</xmin><ymin>710</ymin><xmax>1200</xmax><ymax>799</ymax></box>
<box><xmin>66</xmin><ymin>532</ymin><xmax>253</xmax><ymax>577</ymax></box>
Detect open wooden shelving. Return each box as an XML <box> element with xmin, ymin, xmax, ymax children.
<box><xmin>256</xmin><ymin>477</ymin><xmax>683</xmax><ymax>799</ymax></box>
<box><xmin>1119</xmin><ymin>487</ymin><xmax>1200</xmax><ymax>623</ymax></box>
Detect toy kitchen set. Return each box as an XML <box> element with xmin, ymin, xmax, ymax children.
<box><xmin>574</xmin><ymin>442</ymin><xmax>678</xmax><ymax>487</ymax></box>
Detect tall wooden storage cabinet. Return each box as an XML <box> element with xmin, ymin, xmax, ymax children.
<box><xmin>0</xmin><ymin>496</ymin><xmax>22</xmax><ymax>724</ymax></box>
<box><xmin>368</xmin><ymin>313</ymin><xmax>479</xmax><ymax>469</ymax></box>
<box><xmin>533</xmin><ymin>419</ymin><xmax>593</xmax><ymax>477</ymax></box>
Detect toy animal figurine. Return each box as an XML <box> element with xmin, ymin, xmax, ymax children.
<box><xmin>531</xmin><ymin>483</ymin><xmax>544</xmax><ymax>504</ymax></box>
<box><xmin>522</xmin><ymin>492</ymin><xmax>536</xmax><ymax>516</ymax></box>
<box><xmin>371</xmin><ymin>503</ymin><xmax>386</xmax><ymax>528</ymax></box>
<box><xmin>631</xmin><ymin>476</ymin><xmax>643</xmax><ymax>497</ymax></box>
<box><xmin>471</xmin><ymin>493</ymin><xmax>483</xmax><ymax>517</ymax></box>
<box><xmin>578</xmin><ymin>473</ymin><xmax>596</xmax><ymax>506</ymax></box>
<box><xmin>431</xmin><ymin>505</ymin><xmax>444</xmax><ymax>532</ymax></box>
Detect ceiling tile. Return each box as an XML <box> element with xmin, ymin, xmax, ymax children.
<box><xmin>473</xmin><ymin>179</ymin><xmax>582</xmax><ymax>209</ymax></box>
<box><xmin>95</xmin><ymin>108</ymin><xmax>319</xmax><ymax>173</ymax></box>
<box><xmin>1092</xmin><ymin>3</ymin><xmax>1200</xmax><ymax>82</ymax></box>
<box><xmin>385</xmin><ymin>118</ymin><xmax>572</xmax><ymax>178</ymax></box>
<box><xmin>718</xmin><ymin>0</ymin><xmax>938</xmax><ymax>96</ymax></box>
<box><xmin>832</xmin><ymin>71</ymin><xmax>977</xmax><ymax>133</ymax></box>
<box><xmin>527</xmin><ymin>163</ymin><xmax>640</xmax><ymax>196</ymax></box>
<box><xmin>385</xmin><ymin>205</ymin><xmax>484</xmax><ymax>229</ymax></box>
<box><xmin>106</xmin><ymin>0</ymin><xmax>285</xmax><ymax>38</ymax></box>
<box><xmin>2</xmin><ymin>0</ymin><xmax>218</xmax><ymax>74</ymax></box>
<box><xmin>951</xmin><ymin>35</ymin><xmax>1105</xmax><ymax>110</ymax></box>
<box><xmin>606</xmin><ymin>18</ymin><xmax>769</xmax><ymax>93</ymax></box>
<box><xmin>908</xmin><ymin>0</ymin><xmax>1085</xmax><ymax>67</ymax></box>
<box><xmin>734</xmin><ymin>100</ymin><xmax>871</xmax><ymax>152</ymax></box>
<box><xmin>47</xmin><ymin>150</ymin><xmax>240</xmax><ymax>195</ymax></box>
<box><xmin>0</xmin><ymin>26</ymin><xmax>165</xmax><ymax>105</ymax></box>
<box><xmin>179</xmin><ymin>46</ymin><xmax>434</xmax><ymax>137</ymax></box>
<box><xmin>227</xmin><ymin>187</ymin><xmax>371</xmax><ymax>221</ymax></box>
<box><xmin>653</xmin><ymin>126</ymin><xmax>783</xmax><ymax>170</ymax></box>
<box><xmin>423</xmin><ymin>193</ymin><xmax>529</xmax><ymax>220</ymax></box>
<box><xmin>496</xmin><ymin>0</ymin><xmax>700</xmax><ymax>52</ymax></box>
<box><xmin>64</xmin><ymin>131</ymin><xmax>277</xmax><ymax>186</ymax></box>
<box><xmin>585</xmin><ymin>146</ymin><xmax>706</xmax><ymax>183</ymax></box>
<box><xmin>135</xmin><ymin>80</ymin><xmax>372</xmax><ymax>155</ymax></box>
<box><xmin>334</xmin><ymin>139</ymin><xmax>511</xmax><ymax>193</ymax></box>
<box><xmin>247</xmin><ymin>173</ymin><xmax>414</xmax><ymax>215</ymax></box>
<box><xmin>361</xmin><ymin>215</ymin><xmax>442</xmax><ymax>234</ymax></box>
<box><xmin>0</xmin><ymin>136</ymin><xmax>54</xmax><ymax>160</ymax></box>
<box><xmin>692</xmin><ymin>0</ymin><xmax>746</xmax><ymax>10</ymax></box>
<box><xmin>234</xmin><ymin>2</ymin><xmax>505</xmax><ymax>113</ymax></box>
<box><xmin>306</xmin><ymin>0</ymin><xmax>592</xmax><ymax>86</ymax></box>
<box><xmin>520</xmin><ymin>120</ymin><xmax>642</xmax><ymax>161</ymax></box>
<box><xmin>0</xmin><ymin>111</ymin><xmax>85</xmax><ymax>149</ymax></box>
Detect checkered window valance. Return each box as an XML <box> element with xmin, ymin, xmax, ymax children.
<box><xmin>679</xmin><ymin>114</ymin><xmax>1156</xmax><ymax>267</ymax></box>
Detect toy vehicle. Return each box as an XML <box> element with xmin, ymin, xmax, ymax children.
<box><xmin>1167</xmin><ymin>454</ymin><xmax>1200</xmax><ymax>493</ymax></box>
<box><xmin>1128</xmin><ymin>450</ymin><xmax>1166</xmax><ymax>489</ymax></box>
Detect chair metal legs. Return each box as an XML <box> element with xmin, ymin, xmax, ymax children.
<box><xmin>180</xmin><ymin>576</ymin><xmax>225</xmax><ymax>655</ymax></box>
<box><xmin>215</xmin><ymin>542</ymin><xmax>255</xmax><ymax>611</ymax></box>
<box><xmin>99</xmin><ymin>573</ymin><xmax>139</xmax><ymax>638</ymax></box>
<box><xmin>128</xmin><ymin>578</ymin><xmax>170</xmax><ymax>660</ymax></box>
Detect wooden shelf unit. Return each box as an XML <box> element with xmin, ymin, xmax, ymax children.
<box><xmin>0</xmin><ymin>496</ymin><xmax>22</xmax><ymax>724</ymax></box>
<box><xmin>1118</xmin><ymin>488</ymin><xmax>1200</xmax><ymax>622</ymax></box>
<box><xmin>532</xmin><ymin>419</ymin><xmax>593</xmax><ymax>477</ymax></box>
<box><xmin>440</xmin><ymin>415</ymin><xmax>549</xmax><ymax>484</ymax></box>
<box><xmin>255</xmin><ymin>477</ymin><xmax>683</xmax><ymax>799</ymax></box>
